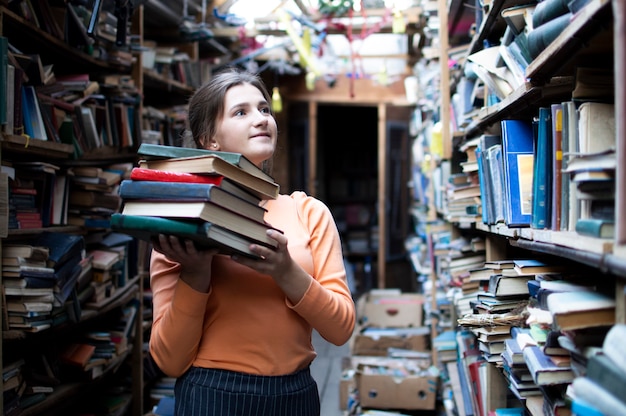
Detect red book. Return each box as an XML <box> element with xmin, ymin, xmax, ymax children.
<box><xmin>129</xmin><ymin>168</ymin><xmax>260</xmax><ymax>205</ymax></box>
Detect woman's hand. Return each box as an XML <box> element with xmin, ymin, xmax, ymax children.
<box><xmin>231</xmin><ymin>229</ymin><xmax>313</xmax><ymax>304</ymax></box>
<box><xmin>152</xmin><ymin>234</ymin><xmax>218</xmax><ymax>293</ymax></box>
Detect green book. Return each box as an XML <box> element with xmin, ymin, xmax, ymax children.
<box><xmin>575</xmin><ymin>218</ymin><xmax>615</xmax><ymax>239</ymax></box>
<box><xmin>137</xmin><ymin>143</ymin><xmax>275</xmax><ymax>183</ymax></box>
<box><xmin>110</xmin><ymin>214</ymin><xmax>265</xmax><ymax>259</ymax></box>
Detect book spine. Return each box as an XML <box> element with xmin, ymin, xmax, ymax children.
<box><xmin>531</xmin><ymin>108</ymin><xmax>552</xmax><ymax>229</ymax></box>
<box><xmin>129</xmin><ymin>167</ymin><xmax>223</xmax><ymax>184</ymax></box>
<box><xmin>119</xmin><ymin>179</ymin><xmax>214</xmax><ymax>200</ymax></box>
<box><xmin>551</xmin><ymin>105</ymin><xmax>563</xmax><ymax>230</ymax></box>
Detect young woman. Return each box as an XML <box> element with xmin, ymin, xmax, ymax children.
<box><xmin>148</xmin><ymin>67</ymin><xmax>356</xmax><ymax>415</ymax></box>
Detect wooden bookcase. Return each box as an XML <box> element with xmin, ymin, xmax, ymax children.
<box><xmin>432</xmin><ymin>0</ymin><xmax>625</xmax><ymax>413</ymax></box>
<box><xmin>0</xmin><ymin>2</ymin><xmax>205</xmax><ymax>414</ymax></box>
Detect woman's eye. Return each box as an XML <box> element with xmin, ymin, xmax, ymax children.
<box><xmin>260</xmin><ymin>107</ymin><xmax>271</xmax><ymax>114</ymax></box>
<box><xmin>235</xmin><ymin>110</ymin><xmax>245</xmax><ymax>116</ymax></box>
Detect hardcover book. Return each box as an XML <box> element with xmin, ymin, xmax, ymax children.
<box><xmin>488</xmin><ymin>274</ymin><xmax>534</xmax><ymax>297</ymax></box>
<box><xmin>110</xmin><ymin>214</ymin><xmax>269</xmax><ymax>259</ymax></box>
<box><xmin>522</xmin><ymin>345</ymin><xmax>575</xmax><ymax>386</ymax></box>
<box><xmin>501</xmin><ymin>119</ymin><xmax>534</xmax><ymax>227</ymax></box>
<box><xmin>120</xmin><ymin>201</ymin><xmax>280</xmax><ymax>249</ymax></box>
<box><xmin>577</xmin><ymin>102</ymin><xmax>615</xmax><ymax>155</ymax></box>
<box><xmin>129</xmin><ymin>167</ymin><xmax>261</xmax><ymax>205</ymax></box>
<box><xmin>547</xmin><ymin>291</ymin><xmax>615</xmax><ymax>331</ymax></box>
<box><xmin>136</xmin><ymin>143</ymin><xmax>275</xmax><ymax>183</ymax></box>
<box><xmin>575</xmin><ymin>218</ymin><xmax>615</xmax><ymax>238</ymax></box>
<box><xmin>33</xmin><ymin>232</ymin><xmax>85</xmax><ymax>269</ymax></box>
<box><xmin>531</xmin><ymin>107</ymin><xmax>552</xmax><ymax>229</ymax></box>
<box><xmin>137</xmin><ymin>155</ymin><xmax>279</xmax><ymax>200</ymax></box>
<box><xmin>118</xmin><ymin>180</ymin><xmax>266</xmax><ymax>223</ymax></box>
<box><xmin>550</xmin><ymin>104</ymin><xmax>563</xmax><ymax>230</ymax></box>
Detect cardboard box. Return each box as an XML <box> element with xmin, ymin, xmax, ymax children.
<box><xmin>339</xmin><ymin>370</ymin><xmax>356</xmax><ymax>411</ymax></box>
<box><xmin>356</xmin><ymin>365</ymin><xmax>438</xmax><ymax>410</ymax></box>
<box><xmin>358</xmin><ymin>290</ymin><xmax>425</xmax><ymax>328</ymax></box>
<box><xmin>351</xmin><ymin>327</ymin><xmax>431</xmax><ymax>356</ymax></box>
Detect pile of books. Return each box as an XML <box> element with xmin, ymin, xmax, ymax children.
<box><xmin>111</xmin><ymin>144</ymin><xmax>281</xmax><ymax>259</ymax></box>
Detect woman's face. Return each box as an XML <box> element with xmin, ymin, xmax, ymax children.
<box><xmin>211</xmin><ymin>83</ymin><xmax>277</xmax><ymax>167</ymax></box>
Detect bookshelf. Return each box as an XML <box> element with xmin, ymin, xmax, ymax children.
<box><xmin>0</xmin><ymin>1</ymin><xmax>212</xmax><ymax>413</ymax></box>
<box><xmin>425</xmin><ymin>0</ymin><xmax>626</xmax><ymax>414</ymax></box>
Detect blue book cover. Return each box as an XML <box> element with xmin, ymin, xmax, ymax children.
<box><xmin>501</xmin><ymin>119</ymin><xmax>534</xmax><ymax>227</ymax></box>
<box><xmin>475</xmin><ymin>145</ymin><xmax>491</xmax><ymax>225</ymax></box>
<box><xmin>531</xmin><ymin>108</ymin><xmax>552</xmax><ymax>229</ymax></box>
<box><xmin>118</xmin><ymin>179</ymin><xmax>266</xmax><ymax>223</ymax></box>
<box><xmin>478</xmin><ymin>135</ymin><xmax>502</xmax><ymax>223</ymax></box>
<box><xmin>523</xmin><ymin>345</ymin><xmax>574</xmax><ymax>385</ymax></box>
<box><xmin>33</xmin><ymin>232</ymin><xmax>85</xmax><ymax>270</ymax></box>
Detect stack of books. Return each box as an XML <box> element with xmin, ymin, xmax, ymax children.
<box><xmin>111</xmin><ymin>144</ymin><xmax>281</xmax><ymax>259</ymax></box>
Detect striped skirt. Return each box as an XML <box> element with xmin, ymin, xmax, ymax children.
<box><xmin>174</xmin><ymin>366</ymin><xmax>320</xmax><ymax>416</ymax></box>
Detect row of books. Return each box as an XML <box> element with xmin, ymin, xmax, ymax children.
<box><xmin>449</xmin><ymin>98</ymin><xmax>615</xmax><ymax>237</ymax></box>
<box><xmin>7</xmin><ymin>0</ymin><xmax>134</xmax><ymax>67</ymax></box>
<box><xmin>461</xmin><ymin>0</ymin><xmax>595</xmax><ymax>110</ymax></box>
<box><xmin>111</xmin><ymin>143</ymin><xmax>281</xmax><ymax>259</ymax></box>
<box><xmin>3</xmin><ymin>297</ymin><xmax>140</xmax><ymax>413</ymax></box>
<box><xmin>0</xmin><ymin>44</ymin><xmax>142</xmax><ymax>157</ymax></box>
<box><xmin>446</xmin><ymin>253</ymin><xmax>622</xmax><ymax>416</ymax></box>
<box><xmin>2</xmin><ymin>228</ymin><xmax>138</xmax><ymax>330</ymax></box>
<box><xmin>3</xmin><ymin>160</ymin><xmax>133</xmax><ymax>231</ymax></box>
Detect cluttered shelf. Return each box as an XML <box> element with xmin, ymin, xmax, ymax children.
<box><xmin>18</xmin><ymin>347</ymin><xmax>134</xmax><ymax>416</ymax></box>
<box><xmin>0</xmin><ymin>7</ymin><xmax>132</xmax><ymax>75</ymax></box>
<box><xmin>1</xmin><ymin>134</ymin><xmax>74</xmax><ymax>159</ymax></box>
<box><xmin>474</xmin><ymin>222</ymin><xmax>626</xmax><ymax>278</ymax></box>
<box><xmin>2</xmin><ymin>276</ymin><xmax>140</xmax><ymax>341</ymax></box>
<box><xmin>142</xmin><ymin>69</ymin><xmax>195</xmax><ymax>95</ymax></box>
<box><xmin>463</xmin><ymin>77</ymin><xmax>572</xmax><ymax>136</ymax></box>
<box><xmin>526</xmin><ymin>0</ymin><xmax>613</xmax><ymax>82</ymax></box>
<box><xmin>466</xmin><ymin>0</ymin><xmax>528</xmax><ymax>56</ymax></box>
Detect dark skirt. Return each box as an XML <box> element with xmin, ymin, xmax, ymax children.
<box><xmin>174</xmin><ymin>366</ymin><xmax>320</xmax><ymax>416</ymax></box>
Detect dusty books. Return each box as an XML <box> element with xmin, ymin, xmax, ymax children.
<box><xmin>547</xmin><ymin>291</ymin><xmax>616</xmax><ymax>331</ymax></box>
<box><xmin>118</xmin><ymin>180</ymin><xmax>267</xmax><ymax>223</ymax></box>
<box><xmin>120</xmin><ymin>201</ymin><xmax>280</xmax><ymax>249</ymax></box>
<box><xmin>136</xmin><ymin>143</ymin><xmax>275</xmax><ymax>183</ymax></box>
<box><xmin>129</xmin><ymin>167</ymin><xmax>261</xmax><ymax>205</ymax></box>
<box><xmin>110</xmin><ymin>214</ymin><xmax>266</xmax><ymax>259</ymax></box>
<box><xmin>138</xmin><ymin>154</ymin><xmax>279</xmax><ymax>200</ymax></box>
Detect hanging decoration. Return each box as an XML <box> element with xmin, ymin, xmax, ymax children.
<box><xmin>278</xmin><ymin>9</ymin><xmax>322</xmax><ymax>90</ymax></box>
<box><xmin>271</xmin><ymin>87</ymin><xmax>283</xmax><ymax>113</ymax></box>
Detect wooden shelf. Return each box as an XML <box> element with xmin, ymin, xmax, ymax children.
<box><xmin>142</xmin><ymin>69</ymin><xmax>195</xmax><ymax>95</ymax></box>
<box><xmin>1</xmin><ymin>7</ymin><xmax>132</xmax><ymax>75</ymax></box>
<box><xmin>19</xmin><ymin>348</ymin><xmax>133</xmax><ymax>416</ymax></box>
<box><xmin>1</xmin><ymin>134</ymin><xmax>74</xmax><ymax>159</ymax></box>
<box><xmin>462</xmin><ymin>77</ymin><xmax>574</xmax><ymax>138</ymax></box>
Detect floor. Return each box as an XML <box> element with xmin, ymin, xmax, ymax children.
<box><xmin>310</xmin><ymin>330</ymin><xmax>350</xmax><ymax>416</ymax></box>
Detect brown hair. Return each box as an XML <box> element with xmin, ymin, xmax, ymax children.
<box><xmin>185</xmin><ymin>67</ymin><xmax>273</xmax><ymax>149</ymax></box>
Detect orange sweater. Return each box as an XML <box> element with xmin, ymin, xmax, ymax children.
<box><xmin>149</xmin><ymin>191</ymin><xmax>356</xmax><ymax>377</ymax></box>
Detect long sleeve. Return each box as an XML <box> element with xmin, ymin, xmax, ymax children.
<box><xmin>149</xmin><ymin>253</ymin><xmax>212</xmax><ymax>376</ymax></box>
<box><xmin>149</xmin><ymin>191</ymin><xmax>355</xmax><ymax>377</ymax></box>
<box><xmin>281</xmin><ymin>192</ymin><xmax>356</xmax><ymax>346</ymax></box>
